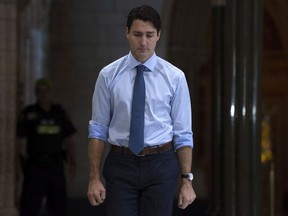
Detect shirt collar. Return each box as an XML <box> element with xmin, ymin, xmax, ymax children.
<box><xmin>127</xmin><ymin>52</ymin><xmax>157</xmax><ymax>72</ymax></box>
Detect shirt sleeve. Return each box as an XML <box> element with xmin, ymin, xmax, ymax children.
<box><xmin>88</xmin><ymin>71</ymin><xmax>110</xmax><ymax>141</ymax></box>
<box><xmin>170</xmin><ymin>72</ymin><xmax>194</xmax><ymax>150</ymax></box>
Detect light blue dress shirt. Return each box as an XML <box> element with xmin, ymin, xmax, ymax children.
<box><xmin>88</xmin><ymin>52</ymin><xmax>193</xmax><ymax>150</ymax></box>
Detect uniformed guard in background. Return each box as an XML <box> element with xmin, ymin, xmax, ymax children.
<box><xmin>17</xmin><ymin>78</ymin><xmax>77</xmax><ymax>216</ymax></box>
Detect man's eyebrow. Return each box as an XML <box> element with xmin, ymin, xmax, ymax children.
<box><xmin>132</xmin><ymin>31</ymin><xmax>156</xmax><ymax>34</ymax></box>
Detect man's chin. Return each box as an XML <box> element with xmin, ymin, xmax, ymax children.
<box><xmin>136</xmin><ymin>53</ymin><xmax>152</xmax><ymax>62</ymax></box>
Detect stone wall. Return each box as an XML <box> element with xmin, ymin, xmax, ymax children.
<box><xmin>0</xmin><ymin>0</ymin><xmax>18</xmax><ymax>215</ymax></box>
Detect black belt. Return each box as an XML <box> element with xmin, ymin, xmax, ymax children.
<box><xmin>110</xmin><ymin>142</ymin><xmax>173</xmax><ymax>156</ymax></box>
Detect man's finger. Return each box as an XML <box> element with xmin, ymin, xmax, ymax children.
<box><xmin>178</xmin><ymin>203</ymin><xmax>188</xmax><ymax>209</ymax></box>
<box><xmin>178</xmin><ymin>195</ymin><xmax>186</xmax><ymax>209</ymax></box>
<box><xmin>88</xmin><ymin>194</ymin><xmax>98</xmax><ymax>206</ymax></box>
<box><xmin>178</xmin><ymin>195</ymin><xmax>192</xmax><ymax>209</ymax></box>
<box><xmin>88</xmin><ymin>191</ymin><xmax>102</xmax><ymax>206</ymax></box>
<box><xmin>94</xmin><ymin>190</ymin><xmax>106</xmax><ymax>205</ymax></box>
<box><xmin>100</xmin><ymin>190</ymin><xmax>106</xmax><ymax>201</ymax></box>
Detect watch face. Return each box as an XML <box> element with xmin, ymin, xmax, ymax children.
<box><xmin>187</xmin><ymin>173</ymin><xmax>193</xmax><ymax>181</ymax></box>
<box><xmin>181</xmin><ymin>173</ymin><xmax>193</xmax><ymax>181</ymax></box>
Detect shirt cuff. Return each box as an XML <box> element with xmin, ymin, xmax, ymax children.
<box><xmin>173</xmin><ymin>133</ymin><xmax>193</xmax><ymax>150</ymax></box>
<box><xmin>88</xmin><ymin>120</ymin><xmax>108</xmax><ymax>141</ymax></box>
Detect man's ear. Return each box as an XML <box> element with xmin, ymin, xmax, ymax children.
<box><xmin>126</xmin><ymin>27</ymin><xmax>129</xmax><ymax>38</ymax></box>
<box><xmin>156</xmin><ymin>30</ymin><xmax>161</xmax><ymax>41</ymax></box>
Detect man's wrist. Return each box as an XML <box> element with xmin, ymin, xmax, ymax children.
<box><xmin>181</xmin><ymin>178</ymin><xmax>193</xmax><ymax>185</ymax></box>
<box><xmin>181</xmin><ymin>172</ymin><xmax>193</xmax><ymax>181</ymax></box>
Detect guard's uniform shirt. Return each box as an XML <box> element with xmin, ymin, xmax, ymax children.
<box><xmin>17</xmin><ymin>103</ymin><xmax>76</xmax><ymax>164</ymax></box>
<box><xmin>18</xmin><ymin>103</ymin><xmax>76</xmax><ymax>216</ymax></box>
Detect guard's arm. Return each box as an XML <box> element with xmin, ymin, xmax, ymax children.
<box><xmin>63</xmin><ymin>135</ymin><xmax>77</xmax><ymax>180</ymax></box>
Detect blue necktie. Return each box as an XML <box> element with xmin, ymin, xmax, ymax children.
<box><xmin>129</xmin><ymin>65</ymin><xmax>146</xmax><ymax>155</ymax></box>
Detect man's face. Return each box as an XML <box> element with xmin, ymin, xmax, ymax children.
<box><xmin>36</xmin><ymin>85</ymin><xmax>52</xmax><ymax>104</ymax></box>
<box><xmin>126</xmin><ymin>19</ymin><xmax>160</xmax><ymax>63</ymax></box>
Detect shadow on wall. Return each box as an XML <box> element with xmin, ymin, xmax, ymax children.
<box><xmin>63</xmin><ymin>198</ymin><xmax>209</xmax><ymax>216</ymax></box>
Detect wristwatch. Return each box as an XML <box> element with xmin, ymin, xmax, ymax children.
<box><xmin>181</xmin><ymin>173</ymin><xmax>193</xmax><ymax>181</ymax></box>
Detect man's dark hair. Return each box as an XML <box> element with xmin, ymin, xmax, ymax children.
<box><xmin>35</xmin><ymin>78</ymin><xmax>52</xmax><ymax>92</ymax></box>
<box><xmin>126</xmin><ymin>5</ymin><xmax>161</xmax><ymax>34</ymax></box>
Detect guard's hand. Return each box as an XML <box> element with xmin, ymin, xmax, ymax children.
<box><xmin>67</xmin><ymin>163</ymin><xmax>77</xmax><ymax>182</ymax></box>
<box><xmin>178</xmin><ymin>180</ymin><xmax>196</xmax><ymax>209</ymax></box>
<box><xmin>87</xmin><ymin>177</ymin><xmax>106</xmax><ymax>206</ymax></box>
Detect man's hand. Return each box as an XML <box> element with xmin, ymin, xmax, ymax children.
<box><xmin>87</xmin><ymin>139</ymin><xmax>106</xmax><ymax>206</ymax></box>
<box><xmin>87</xmin><ymin>177</ymin><xmax>106</xmax><ymax>206</ymax></box>
<box><xmin>177</xmin><ymin>179</ymin><xmax>196</xmax><ymax>209</ymax></box>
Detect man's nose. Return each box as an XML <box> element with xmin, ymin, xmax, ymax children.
<box><xmin>139</xmin><ymin>36</ymin><xmax>148</xmax><ymax>45</ymax></box>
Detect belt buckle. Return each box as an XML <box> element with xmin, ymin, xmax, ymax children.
<box><xmin>137</xmin><ymin>152</ymin><xmax>146</xmax><ymax>157</ymax></box>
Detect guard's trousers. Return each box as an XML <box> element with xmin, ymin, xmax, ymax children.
<box><xmin>20</xmin><ymin>160</ymin><xmax>67</xmax><ymax>216</ymax></box>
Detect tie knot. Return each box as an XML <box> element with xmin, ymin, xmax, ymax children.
<box><xmin>136</xmin><ymin>65</ymin><xmax>146</xmax><ymax>73</ymax></box>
